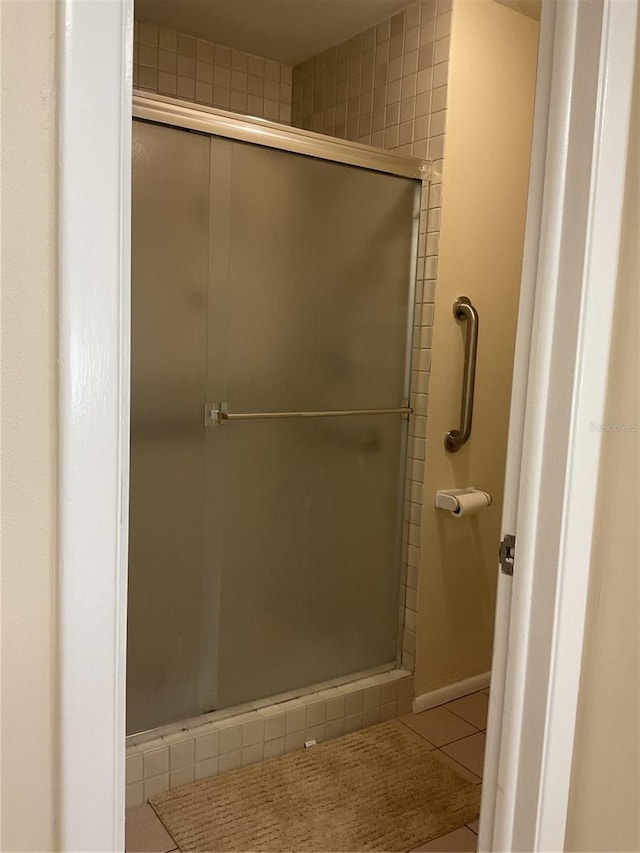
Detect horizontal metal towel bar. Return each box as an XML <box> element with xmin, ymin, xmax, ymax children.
<box><xmin>205</xmin><ymin>403</ymin><xmax>412</xmax><ymax>427</ymax></box>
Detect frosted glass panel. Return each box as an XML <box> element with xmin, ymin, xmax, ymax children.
<box><xmin>207</xmin><ymin>139</ymin><xmax>416</xmax><ymax>413</ymax></box>
<box><xmin>204</xmin><ymin>139</ymin><xmax>418</xmax><ymax>709</ymax></box>
<box><xmin>127</xmin><ymin>121</ymin><xmax>210</xmax><ymax>734</ymax></box>
<box><xmin>206</xmin><ymin>417</ymin><xmax>406</xmax><ymax>709</ymax></box>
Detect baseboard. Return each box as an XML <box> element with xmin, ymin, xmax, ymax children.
<box><xmin>413</xmin><ymin>672</ymin><xmax>491</xmax><ymax>713</ymax></box>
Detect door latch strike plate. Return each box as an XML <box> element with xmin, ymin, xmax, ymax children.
<box><xmin>499</xmin><ymin>533</ymin><xmax>516</xmax><ymax>575</ymax></box>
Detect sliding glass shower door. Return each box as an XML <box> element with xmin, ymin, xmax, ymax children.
<box><xmin>128</xmin><ymin>122</ymin><xmax>210</xmax><ymax>734</ymax></box>
<box><xmin>128</xmin><ymin>118</ymin><xmax>420</xmax><ymax>734</ymax></box>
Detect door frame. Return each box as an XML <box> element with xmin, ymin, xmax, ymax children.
<box><xmin>57</xmin><ymin>1</ymin><xmax>132</xmax><ymax>849</ymax></box>
<box><xmin>56</xmin><ymin>1</ymin><xmax>637</xmax><ymax>851</ymax></box>
<box><xmin>480</xmin><ymin>0</ymin><xmax>638</xmax><ymax>850</ymax></box>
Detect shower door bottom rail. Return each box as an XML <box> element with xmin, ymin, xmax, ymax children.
<box><xmin>205</xmin><ymin>403</ymin><xmax>413</xmax><ymax>427</ymax></box>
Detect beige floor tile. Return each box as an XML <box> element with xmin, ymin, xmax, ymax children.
<box><xmin>400</xmin><ymin>706</ymin><xmax>477</xmax><ymax>746</ymax></box>
<box><xmin>441</xmin><ymin>732</ymin><xmax>486</xmax><ymax>778</ymax></box>
<box><xmin>410</xmin><ymin>825</ymin><xmax>478</xmax><ymax>851</ymax></box>
<box><xmin>125</xmin><ymin>803</ymin><xmax>177</xmax><ymax>853</ymax></box>
<box><xmin>390</xmin><ymin>718</ymin><xmax>436</xmax><ymax>749</ymax></box>
<box><xmin>467</xmin><ymin>819</ymin><xmax>480</xmax><ymax>834</ymax></box>
<box><xmin>431</xmin><ymin>748</ymin><xmax>482</xmax><ymax>785</ymax></box>
<box><xmin>445</xmin><ymin>692</ymin><xmax>489</xmax><ymax>730</ymax></box>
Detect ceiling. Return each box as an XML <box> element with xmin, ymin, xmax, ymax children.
<box><xmin>134</xmin><ymin>0</ymin><xmax>414</xmax><ymax>66</ymax></box>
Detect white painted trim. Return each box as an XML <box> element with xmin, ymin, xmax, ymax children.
<box><xmin>478</xmin><ymin>1</ymin><xmax>558</xmax><ymax>848</ymax></box>
<box><xmin>489</xmin><ymin>1</ymin><xmax>638</xmax><ymax>851</ymax></box>
<box><xmin>57</xmin><ymin>0</ymin><xmax>132</xmax><ymax>849</ymax></box>
<box><xmin>534</xmin><ymin>2</ymin><xmax>637</xmax><ymax>845</ymax></box>
<box><xmin>413</xmin><ymin>673</ymin><xmax>490</xmax><ymax>713</ymax></box>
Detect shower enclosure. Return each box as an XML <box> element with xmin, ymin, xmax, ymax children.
<box><xmin>127</xmin><ymin>96</ymin><xmax>424</xmax><ymax>735</ymax></box>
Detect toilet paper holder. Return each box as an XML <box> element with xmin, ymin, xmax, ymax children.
<box><xmin>434</xmin><ymin>488</ymin><xmax>492</xmax><ymax>514</ymax></box>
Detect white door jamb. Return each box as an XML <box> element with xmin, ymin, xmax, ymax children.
<box><xmin>484</xmin><ymin>1</ymin><xmax>638</xmax><ymax>850</ymax></box>
<box><xmin>57</xmin><ymin>1</ymin><xmax>133</xmax><ymax>849</ymax></box>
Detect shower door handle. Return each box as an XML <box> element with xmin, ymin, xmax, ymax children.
<box><xmin>205</xmin><ymin>404</ymin><xmax>412</xmax><ymax>427</ymax></box>
<box><xmin>445</xmin><ymin>296</ymin><xmax>479</xmax><ymax>453</ymax></box>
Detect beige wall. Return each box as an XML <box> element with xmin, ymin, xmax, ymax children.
<box><xmin>414</xmin><ymin>0</ymin><xmax>538</xmax><ymax>696</ymax></box>
<box><xmin>0</xmin><ymin>1</ymin><xmax>58</xmax><ymax>850</ymax></box>
<box><xmin>565</xmin><ymin>15</ymin><xmax>640</xmax><ymax>850</ymax></box>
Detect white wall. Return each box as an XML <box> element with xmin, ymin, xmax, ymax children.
<box><xmin>565</xmin><ymin>10</ymin><xmax>640</xmax><ymax>849</ymax></box>
<box><xmin>0</xmin><ymin>0</ymin><xmax>58</xmax><ymax>849</ymax></box>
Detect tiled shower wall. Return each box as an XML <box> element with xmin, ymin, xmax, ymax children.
<box><xmin>133</xmin><ymin>20</ymin><xmax>294</xmax><ymax>124</ymax></box>
<box><xmin>292</xmin><ymin>0</ymin><xmax>451</xmax><ymax>670</ymax></box>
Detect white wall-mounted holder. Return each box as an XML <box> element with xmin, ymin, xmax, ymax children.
<box><xmin>434</xmin><ymin>488</ymin><xmax>492</xmax><ymax>517</ymax></box>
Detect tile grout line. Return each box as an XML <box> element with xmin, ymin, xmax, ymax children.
<box><xmin>433</xmin><ymin>747</ymin><xmax>482</xmax><ymax>783</ymax></box>
<box><xmin>442</xmin><ymin>701</ymin><xmax>482</xmax><ymax>717</ymax></box>
<box><xmin>407</xmin><ymin>822</ymin><xmax>480</xmax><ymax>853</ymax></box>
<box><xmin>439</xmin><ymin>691</ymin><xmax>489</xmax><ymax>729</ymax></box>
<box><xmin>397</xmin><ymin>716</ymin><xmax>482</xmax><ymax>747</ymax></box>
<box><xmin>440</xmin><ymin>706</ymin><xmax>485</xmax><ymax>730</ymax></box>
<box><xmin>396</xmin><ymin>719</ymin><xmax>484</xmax><ymax>780</ymax></box>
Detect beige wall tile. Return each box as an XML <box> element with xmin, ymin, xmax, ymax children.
<box><xmin>134</xmin><ymin>18</ymin><xmax>293</xmax><ymax>123</ymax></box>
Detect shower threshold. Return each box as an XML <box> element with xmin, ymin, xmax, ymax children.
<box><xmin>125</xmin><ymin>664</ymin><xmax>415</xmax><ymax>806</ymax></box>
<box><xmin>128</xmin><ymin>661</ymin><xmax>406</xmax><ymax>745</ymax></box>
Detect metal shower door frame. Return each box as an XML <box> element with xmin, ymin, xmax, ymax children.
<box><xmin>133</xmin><ymin>92</ymin><xmax>430</xmax><ymax>182</ymax></box>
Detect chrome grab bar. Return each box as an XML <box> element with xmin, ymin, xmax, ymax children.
<box><xmin>205</xmin><ymin>403</ymin><xmax>412</xmax><ymax>427</ymax></box>
<box><xmin>445</xmin><ymin>296</ymin><xmax>479</xmax><ymax>453</ymax></box>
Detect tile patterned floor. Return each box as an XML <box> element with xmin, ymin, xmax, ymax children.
<box><xmin>125</xmin><ymin>804</ymin><xmax>177</xmax><ymax>853</ymax></box>
<box><xmin>125</xmin><ymin>689</ymin><xmax>488</xmax><ymax>853</ymax></box>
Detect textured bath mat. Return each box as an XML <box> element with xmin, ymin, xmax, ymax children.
<box><xmin>150</xmin><ymin>720</ymin><xmax>481</xmax><ymax>852</ymax></box>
